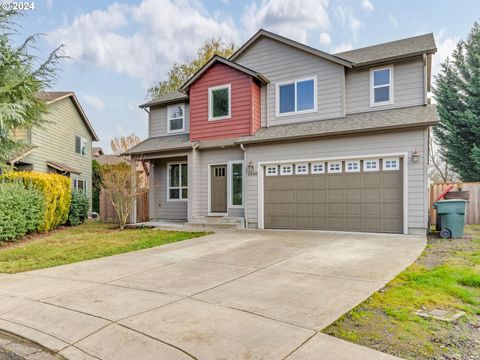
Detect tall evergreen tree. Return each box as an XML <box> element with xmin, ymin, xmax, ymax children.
<box><xmin>0</xmin><ymin>9</ymin><xmax>63</xmax><ymax>168</ymax></box>
<box><xmin>433</xmin><ymin>22</ymin><xmax>480</xmax><ymax>181</ymax></box>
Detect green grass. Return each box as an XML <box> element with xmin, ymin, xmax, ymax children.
<box><xmin>0</xmin><ymin>221</ymin><xmax>208</xmax><ymax>273</ymax></box>
<box><xmin>324</xmin><ymin>226</ymin><xmax>480</xmax><ymax>360</ymax></box>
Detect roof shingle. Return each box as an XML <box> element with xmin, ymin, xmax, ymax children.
<box><xmin>139</xmin><ymin>91</ymin><xmax>189</xmax><ymax>109</ymax></box>
<box><xmin>125</xmin><ymin>134</ymin><xmax>192</xmax><ymax>155</ymax></box>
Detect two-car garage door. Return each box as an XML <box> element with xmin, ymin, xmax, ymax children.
<box><xmin>263</xmin><ymin>158</ymin><xmax>403</xmax><ymax>233</ymax></box>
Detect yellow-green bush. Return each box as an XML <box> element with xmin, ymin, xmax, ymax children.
<box><xmin>1</xmin><ymin>172</ymin><xmax>71</xmax><ymax>232</ymax></box>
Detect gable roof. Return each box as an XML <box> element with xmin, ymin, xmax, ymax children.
<box><xmin>230</xmin><ymin>29</ymin><xmax>353</xmax><ymax>68</ymax></box>
<box><xmin>139</xmin><ymin>91</ymin><xmax>190</xmax><ymax>109</ymax></box>
<box><xmin>37</xmin><ymin>91</ymin><xmax>99</xmax><ymax>141</ymax></box>
<box><xmin>179</xmin><ymin>55</ymin><xmax>269</xmax><ymax>92</ymax></box>
<box><xmin>335</xmin><ymin>33</ymin><xmax>437</xmax><ymax>66</ymax></box>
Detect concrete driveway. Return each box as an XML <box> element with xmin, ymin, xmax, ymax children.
<box><xmin>0</xmin><ymin>229</ymin><xmax>425</xmax><ymax>360</ymax></box>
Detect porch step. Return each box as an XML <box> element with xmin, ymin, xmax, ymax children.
<box><xmin>188</xmin><ymin>216</ymin><xmax>245</xmax><ymax>229</ymax></box>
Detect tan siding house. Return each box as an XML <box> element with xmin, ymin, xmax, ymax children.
<box><xmin>127</xmin><ymin>29</ymin><xmax>438</xmax><ymax>236</ymax></box>
<box><xmin>11</xmin><ymin>92</ymin><xmax>99</xmax><ymax>207</ymax></box>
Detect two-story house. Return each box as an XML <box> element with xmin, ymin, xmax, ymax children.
<box><xmin>9</xmin><ymin>91</ymin><xmax>99</xmax><ymax>206</ymax></box>
<box><xmin>127</xmin><ymin>30</ymin><xmax>438</xmax><ymax>235</ymax></box>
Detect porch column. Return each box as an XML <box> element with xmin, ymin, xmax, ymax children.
<box><xmin>187</xmin><ymin>145</ymin><xmax>198</xmax><ymax>221</ymax></box>
<box><xmin>148</xmin><ymin>162</ymin><xmax>155</xmax><ymax>220</ymax></box>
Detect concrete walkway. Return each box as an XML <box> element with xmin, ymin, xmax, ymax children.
<box><xmin>0</xmin><ymin>229</ymin><xmax>425</xmax><ymax>359</ymax></box>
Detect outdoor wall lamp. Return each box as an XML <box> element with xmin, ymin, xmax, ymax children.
<box><xmin>247</xmin><ymin>160</ymin><xmax>257</xmax><ymax>176</ymax></box>
<box><xmin>411</xmin><ymin>150</ymin><xmax>420</xmax><ymax>163</ymax></box>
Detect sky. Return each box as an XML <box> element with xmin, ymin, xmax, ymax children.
<box><xmin>9</xmin><ymin>0</ymin><xmax>480</xmax><ymax>152</ymax></box>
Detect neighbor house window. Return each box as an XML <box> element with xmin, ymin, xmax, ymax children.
<box><xmin>346</xmin><ymin>160</ymin><xmax>360</xmax><ymax>173</ymax></box>
<box><xmin>370</xmin><ymin>66</ymin><xmax>393</xmax><ymax>106</ymax></box>
<box><xmin>167</xmin><ymin>162</ymin><xmax>188</xmax><ymax>200</ymax></box>
<box><xmin>364</xmin><ymin>159</ymin><xmax>379</xmax><ymax>172</ymax></box>
<box><xmin>167</xmin><ymin>104</ymin><xmax>185</xmax><ymax>133</ymax></box>
<box><xmin>383</xmin><ymin>158</ymin><xmax>400</xmax><ymax>170</ymax></box>
<box><xmin>230</xmin><ymin>162</ymin><xmax>243</xmax><ymax>207</ymax></box>
<box><xmin>73</xmin><ymin>179</ymin><xmax>87</xmax><ymax>193</ymax></box>
<box><xmin>75</xmin><ymin>136</ymin><xmax>87</xmax><ymax>156</ymax></box>
<box><xmin>277</xmin><ymin>76</ymin><xmax>317</xmax><ymax>116</ymax></box>
<box><xmin>208</xmin><ymin>84</ymin><xmax>231</xmax><ymax>120</ymax></box>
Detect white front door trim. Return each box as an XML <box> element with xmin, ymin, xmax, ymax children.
<box><xmin>257</xmin><ymin>152</ymin><xmax>409</xmax><ymax>234</ymax></box>
<box><xmin>207</xmin><ymin>162</ymin><xmax>228</xmax><ymax>216</ymax></box>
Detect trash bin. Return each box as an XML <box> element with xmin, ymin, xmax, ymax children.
<box><xmin>433</xmin><ymin>199</ymin><xmax>468</xmax><ymax>238</ymax></box>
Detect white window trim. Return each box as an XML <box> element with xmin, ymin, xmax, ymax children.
<box><xmin>228</xmin><ymin>160</ymin><xmax>244</xmax><ymax>208</ymax></box>
<box><xmin>363</xmin><ymin>159</ymin><xmax>380</xmax><ymax>172</ymax></box>
<box><xmin>370</xmin><ymin>65</ymin><xmax>394</xmax><ymax>107</ymax></box>
<box><xmin>280</xmin><ymin>164</ymin><xmax>293</xmax><ymax>176</ymax></box>
<box><xmin>266</xmin><ymin>165</ymin><xmax>278</xmax><ymax>176</ymax></box>
<box><xmin>345</xmin><ymin>160</ymin><xmax>360</xmax><ymax>173</ymax></box>
<box><xmin>328</xmin><ymin>161</ymin><xmax>342</xmax><ymax>174</ymax></box>
<box><xmin>75</xmin><ymin>135</ymin><xmax>87</xmax><ymax>157</ymax></box>
<box><xmin>383</xmin><ymin>157</ymin><xmax>400</xmax><ymax>171</ymax></box>
<box><xmin>208</xmin><ymin>84</ymin><xmax>231</xmax><ymax>121</ymax></box>
<box><xmin>167</xmin><ymin>103</ymin><xmax>185</xmax><ymax>134</ymax></box>
<box><xmin>167</xmin><ymin>161</ymin><xmax>188</xmax><ymax>202</ymax></box>
<box><xmin>275</xmin><ymin>76</ymin><xmax>318</xmax><ymax>117</ymax></box>
<box><xmin>73</xmin><ymin>179</ymin><xmax>87</xmax><ymax>193</ymax></box>
<box><xmin>311</xmin><ymin>162</ymin><xmax>325</xmax><ymax>174</ymax></box>
<box><xmin>295</xmin><ymin>163</ymin><xmax>309</xmax><ymax>175</ymax></box>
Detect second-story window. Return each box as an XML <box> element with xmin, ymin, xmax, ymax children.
<box><xmin>370</xmin><ymin>66</ymin><xmax>393</xmax><ymax>106</ymax></box>
<box><xmin>75</xmin><ymin>135</ymin><xmax>87</xmax><ymax>156</ymax></box>
<box><xmin>167</xmin><ymin>104</ymin><xmax>185</xmax><ymax>133</ymax></box>
<box><xmin>208</xmin><ymin>84</ymin><xmax>231</xmax><ymax>121</ymax></box>
<box><xmin>276</xmin><ymin>76</ymin><xmax>317</xmax><ymax>116</ymax></box>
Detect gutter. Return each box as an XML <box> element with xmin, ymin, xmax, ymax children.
<box><xmin>240</xmin><ymin>143</ymin><xmax>248</xmax><ymax>229</ymax></box>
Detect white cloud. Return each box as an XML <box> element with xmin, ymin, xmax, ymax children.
<box><xmin>48</xmin><ymin>0</ymin><xmax>238</xmax><ymax>82</ymax></box>
<box><xmin>432</xmin><ymin>30</ymin><xmax>460</xmax><ymax>77</ymax></box>
<box><xmin>335</xmin><ymin>5</ymin><xmax>362</xmax><ymax>39</ymax></box>
<box><xmin>361</xmin><ymin>0</ymin><xmax>374</xmax><ymax>12</ymax></box>
<box><xmin>389</xmin><ymin>14</ymin><xmax>399</xmax><ymax>27</ymax></box>
<box><xmin>82</xmin><ymin>94</ymin><xmax>105</xmax><ymax>110</ymax></box>
<box><xmin>46</xmin><ymin>0</ymin><xmax>53</xmax><ymax>10</ymax></box>
<box><xmin>332</xmin><ymin>43</ymin><xmax>353</xmax><ymax>53</ymax></box>
<box><xmin>319</xmin><ymin>32</ymin><xmax>331</xmax><ymax>46</ymax></box>
<box><xmin>242</xmin><ymin>0</ymin><xmax>330</xmax><ymax>44</ymax></box>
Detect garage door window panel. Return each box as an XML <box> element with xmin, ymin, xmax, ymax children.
<box><xmin>280</xmin><ymin>164</ymin><xmax>293</xmax><ymax>175</ymax></box>
<box><xmin>328</xmin><ymin>161</ymin><xmax>342</xmax><ymax>173</ymax></box>
<box><xmin>295</xmin><ymin>163</ymin><xmax>308</xmax><ymax>175</ymax></box>
<box><xmin>311</xmin><ymin>162</ymin><xmax>325</xmax><ymax>174</ymax></box>
<box><xmin>266</xmin><ymin>165</ymin><xmax>278</xmax><ymax>176</ymax></box>
<box><xmin>363</xmin><ymin>159</ymin><xmax>379</xmax><ymax>172</ymax></box>
<box><xmin>383</xmin><ymin>157</ymin><xmax>400</xmax><ymax>170</ymax></box>
<box><xmin>346</xmin><ymin>160</ymin><xmax>360</xmax><ymax>173</ymax></box>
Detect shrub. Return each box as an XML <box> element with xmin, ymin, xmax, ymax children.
<box><xmin>0</xmin><ymin>182</ymin><xmax>45</xmax><ymax>242</ymax></box>
<box><xmin>1</xmin><ymin>171</ymin><xmax>71</xmax><ymax>231</ymax></box>
<box><xmin>68</xmin><ymin>191</ymin><xmax>89</xmax><ymax>226</ymax></box>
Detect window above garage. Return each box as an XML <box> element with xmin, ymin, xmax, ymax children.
<box><xmin>276</xmin><ymin>76</ymin><xmax>317</xmax><ymax>117</ymax></box>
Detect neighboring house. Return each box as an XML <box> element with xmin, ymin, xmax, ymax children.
<box><xmin>127</xmin><ymin>29</ymin><xmax>438</xmax><ymax>235</ymax></box>
<box><xmin>92</xmin><ymin>147</ymin><xmax>104</xmax><ymax>157</ymax></box>
<box><xmin>10</xmin><ymin>91</ymin><xmax>99</xmax><ymax>206</ymax></box>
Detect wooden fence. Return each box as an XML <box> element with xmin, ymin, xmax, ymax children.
<box><xmin>99</xmin><ymin>189</ymin><xmax>149</xmax><ymax>224</ymax></box>
<box><xmin>429</xmin><ymin>182</ymin><xmax>480</xmax><ymax>225</ymax></box>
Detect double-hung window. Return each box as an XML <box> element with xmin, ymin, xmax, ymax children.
<box><xmin>167</xmin><ymin>162</ymin><xmax>188</xmax><ymax>201</ymax></box>
<box><xmin>230</xmin><ymin>162</ymin><xmax>243</xmax><ymax>207</ymax></box>
<box><xmin>167</xmin><ymin>104</ymin><xmax>185</xmax><ymax>133</ymax></box>
<box><xmin>75</xmin><ymin>136</ymin><xmax>87</xmax><ymax>156</ymax></box>
<box><xmin>73</xmin><ymin>179</ymin><xmax>87</xmax><ymax>193</ymax></box>
<box><xmin>370</xmin><ymin>66</ymin><xmax>393</xmax><ymax>106</ymax></box>
<box><xmin>277</xmin><ymin>77</ymin><xmax>317</xmax><ymax>116</ymax></box>
<box><xmin>208</xmin><ymin>84</ymin><xmax>231</xmax><ymax>120</ymax></box>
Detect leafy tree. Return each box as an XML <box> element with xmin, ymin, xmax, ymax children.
<box><xmin>433</xmin><ymin>22</ymin><xmax>480</xmax><ymax>181</ymax></box>
<box><xmin>0</xmin><ymin>9</ymin><xmax>63</xmax><ymax>168</ymax></box>
<box><xmin>110</xmin><ymin>134</ymin><xmax>141</xmax><ymax>155</ymax></box>
<box><xmin>147</xmin><ymin>39</ymin><xmax>236</xmax><ymax>99</ymax></box>
<box><xmin>92</xmin><ymin>159</ymin><xmax>101</xmax><ymax>213</ymax></box>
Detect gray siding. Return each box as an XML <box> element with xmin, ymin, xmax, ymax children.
<box><xmin>244</xmin><ymin>128</ymin><xmax>429</xmax><ymax>234</ymax></box>
<box><xmin>193</xmin><ymin>147</ymin><xmax>244</xmax><ymax>217</ymax></box>
<box><xmin>149</xmin><ymin>102</ymin><xmax>190</xmax><ymax>138</ymax></box>
<box><xmin>346</xmin><ymin>58</ymin><xmax>425</xmax><ymax>114</ymax></box>
<box><xmin>22</xmin><ymin>97</ymin><xmax>93</xmax><ymax>206</ymax></box>
<box><xmin>151</xmin><ymin>157</ymin><xmax>188</xmax><ymax>220</ymax></box>
<box><xmin>235</xmin><ymin>37</ymin><xmax>344</xmax><ymax>127</ymax></box>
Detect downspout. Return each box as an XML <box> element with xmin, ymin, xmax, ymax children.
<box><xmin>240</xmin><ymin>143</ymin><xmax>248</xmax><ymax>228</ymax></box>
<box><xmin>423</xmin><ymin>53</ymin><xmax>428</xmax><ymax>105</ymax></box>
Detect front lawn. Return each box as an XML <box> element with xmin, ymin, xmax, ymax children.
<box><xmin>0</xmin><ymin>221</ymin><xmax>208</xmax><ymax>273</ymax></box>
<box><xmin>324</xmin><ymin>225</ymin><xmax>480</xmax><ymax>360</ymax></box>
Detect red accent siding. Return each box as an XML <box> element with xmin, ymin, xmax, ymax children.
<box><xmin>189</xmin><ymin>62</ymin><xmax>261</xmax><ymax>141</ymax></box>
<box><xmin>252</xmin><ymin>81</ymin><xmax>261</xmax><ymax>134</ymax></box>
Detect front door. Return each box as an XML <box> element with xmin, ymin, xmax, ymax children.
<box><xmin>211</xmin><ymin>165</ymin><xmax>227</xmax><ymax>213</ymax></box>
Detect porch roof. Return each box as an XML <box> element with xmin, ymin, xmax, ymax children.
<box><xmin>124</xmin><ymin>133</ymin><xmax>192</xmax><ymax>156</ymax></box>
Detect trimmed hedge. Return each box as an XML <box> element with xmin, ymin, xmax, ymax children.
<box><xmin>68</xmin><ymin>190</ymin><xmax>89</xmax><ymax>226</ymax></box>
<box><xmin>1</xmin><ymin>172</ymin><xmax>71</xmax><ymax>232</ymax></box>
<box><xmin>0</xmin><ymin>182</ymin><xmax>45</xmax><ymax>242</ymax></box>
